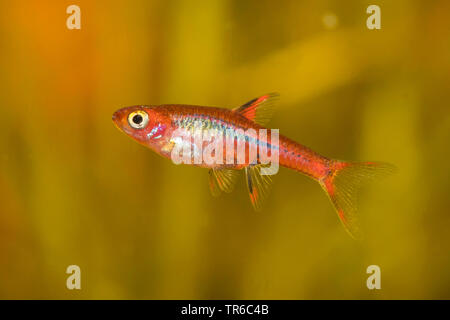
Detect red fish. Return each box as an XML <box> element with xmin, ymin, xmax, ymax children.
<box><xmin>112</xmin><ymin>93</ymin><xmax>395</xmax><ymax>238</ymax></box>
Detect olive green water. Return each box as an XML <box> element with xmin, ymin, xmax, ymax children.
<box><xmin>0</xmin><ymin>0</ymin><xmax>449</xmax><ymax>299</ymax></box>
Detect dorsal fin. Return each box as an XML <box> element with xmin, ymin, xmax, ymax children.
<box><xmin>232</xmin><ymin>93</ymin><xmax>279</xmax><ymax>126</ymax></box>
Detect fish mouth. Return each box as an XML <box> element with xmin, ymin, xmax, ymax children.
<box><xmin>112</xmin><ymin>109</ymin><xmax>125</xmax><ymax>130</ymax></box>
<box><xmin>112</xmin><ymin>110</ymin><xmax>120</xmax><ymax>122</ymax></box>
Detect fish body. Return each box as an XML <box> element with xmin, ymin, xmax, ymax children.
<box><xmin>113</xmin><ymin>94</ymin><xmax>394</xmax><ymax>238</ymax></box>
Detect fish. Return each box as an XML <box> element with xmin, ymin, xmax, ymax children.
<box><xmin>112</xmin><ymin>93</ymin><xmax>395</xmax><ymax>239</ymax></box>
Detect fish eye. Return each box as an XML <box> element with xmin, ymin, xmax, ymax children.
<box><xmin>128</xmin><ymin>110</ymin><xmax>149</xmax><ymax>129</ymax></box>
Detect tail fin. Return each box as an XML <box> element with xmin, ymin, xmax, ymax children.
<box><xmin>320</xmin><ymin>161</ymin><xmax>396</xmax><ymax>239</ymax></box>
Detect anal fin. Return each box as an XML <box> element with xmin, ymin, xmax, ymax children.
<box><xmin>244</xmin><ymin>165</ymin><xmax>274</xmax><ymax>211</ymax></box>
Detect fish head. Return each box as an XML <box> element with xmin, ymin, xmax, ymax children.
<box><xmin>112</xmin><ymin>105</ymin><xmax>171</xmax><ymax>146</ymax></box>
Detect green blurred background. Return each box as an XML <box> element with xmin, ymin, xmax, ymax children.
<box><xmin>0</xmin><ymin>0</ymin><xmax>449</xmax><ymax>299</ymax></box>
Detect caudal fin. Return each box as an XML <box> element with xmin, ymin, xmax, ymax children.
<box><xmin>320</xmin><ymin>161</ymin><xmax>396</xmax><ymax>239</ymax></box>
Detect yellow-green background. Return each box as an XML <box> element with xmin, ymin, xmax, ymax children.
<box><xmin>0</xmin><ymin>0</ymin><xmax>449</xmax><ymax>299</ymax></box>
